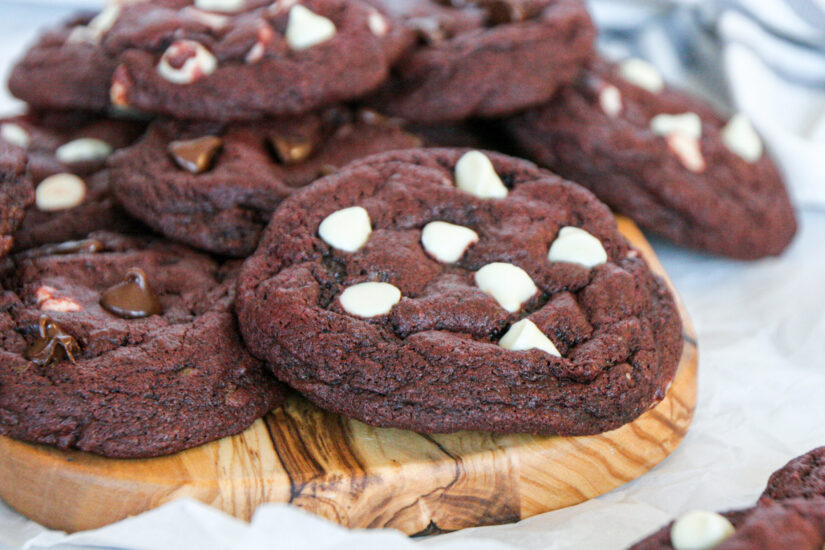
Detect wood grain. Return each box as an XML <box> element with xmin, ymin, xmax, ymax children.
<box><xmin>0</xmin><ymin>216</ymin><xmax>697</xmax><ymax>534</ymax></box>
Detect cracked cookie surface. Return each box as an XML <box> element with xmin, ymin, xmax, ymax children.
<box><xmin>365</xmin><ymin>0</ymin><xmax>595</xmax><ymax>122</ymax></box>
<box><xmin>108</xmin><ymin>108</ymin><xmax>423</xmax><ymax>257</ymax></box>
<box><xmin>237</xmin><ymin>148</ymin><xmax>682</xmax><ymax>435</ymax></box>
<box><xmin>0</xmin><ymin>232</ymin><xmax>285</xmax><ymax>458</ymax></box>
<box><xmin>504</xmin><ymin>59</ymin><xmax>797</xmax><ymax>260</ymax></box>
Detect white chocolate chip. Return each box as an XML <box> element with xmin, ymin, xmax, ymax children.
<box><xmin>55</xmin><ymin>138</ymin><xmax>113</xmax><ymax>164</ymax></box>
<box><xmin>245</xmin><ymin>41</ymin><xmax>266</xmax><ymax>64</ymax></box>
<box><xmin>67</xmin><ymin>5</ymin><xmax>122</xmax><ymax>44</ymax></box>
<box><xmin>110</xmin><ymin>79</ymin><xmax>129</xmax><ymax>107</ymax></box>
<box><xmin>368</xmin><ymin>10</ymin><xmax>388</xmax><ymax>36</ymax></box>
<box><xmin>475</xmin><ymin>263</ymin><xmax>537</xmax><ymax>313</ymax></box>
<box><xmin>599</xmin><ymin>85</ymin><xmax>622</xmax><ymax>118</ymax></box>
<box><xmin>421</xmin><ymin>221</ymin><xmax>479</xmax><ymax>264</ymax></box>
<box><xmin>454</xmin><ymin>151</ymin><xmax>508</xmax><ymax>199</ymax></box>
<box><xmin>548</xmin><ymin>226</ymin><xmax>608</xmax><ymax>268</ymax></box>
<box><xmin>650</xmin><ymin>113</ymin><xmax>702</xmax><ymax>140</ymax></box>
<box><xmin>667</xmin><ymin>132</ymin><xmax>706</xmax><ymax>173</ymax></box>
<box><xmin>0</xmin><ymin>123</ymin><xmax>30</xmax><ymax>148</ymax></box>
<box><xmin>35</xmin><ymin>173</ymin><xmax>87</xmax><ymax>212</ymax></box>
<box><xmin>157</xmin><ymin>40</ymin><xmax>217</xmax><ymax>85</ymax></box>
<box><xmin>722</xmin><ymin>113</ymin><xmax>763</xmax><ymax>163</ymax></box>
<box><xmin>181</xmin><ymin>7</ymin><xmax>230</xmax><ymax>30</ymax></box>
<box><xmin>41</xmin><ymin>297</ymin><xmax>83</xmax><ymax>313</ymax></box>
<box><xmin>194</xmin><ymin>0</ymin><xmax>245</xmax><ymax>13</ymax></box>
<box><xmin>670</xmin><ymin>511</ymin><xmax>735</xmax><ymax>550</ymax></box>
<box><xmin>318</xmin><ymin>206</ymin><xmax>372</xmax><ymax>252</ymax></box>
<box><xmin>285</xmin><ymin>5</ymin><xmax>337</xmax><ymax>50</ymax></box>
<box><xmin>651</xmin><ymin>113</ymin><xmax>705</xmax><ymax>172</ymax></box>
<box><xmin>339</xmin><ymin>282</ymin><xmax>401</xmax><ymax>318</ymax></box>
<box><xmin>618</xmin><ymin>58</ymin><xmax>664</xmax><ymax>94</ymax></box>
<box><xmin>499</xmin><ymin>319</ymin><xmax>560</xmax><ymax>357</ymax></box>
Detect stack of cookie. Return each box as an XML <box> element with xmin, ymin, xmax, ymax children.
<box><xmin>0</xmin><ymin>0</ymin><xmax>792</xmax><ymax>464</ymax></box>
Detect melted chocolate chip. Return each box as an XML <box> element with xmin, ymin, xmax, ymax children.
<box><xmin>168</xmin><ymin>135</ymin><xmax>223</xmax><ymax>174</ymax></box>
<box><xmin>23</xmin><ymin>238</ymin><xmax>105</xmax><ymax>259</ymax></box>
<box><xmin>485</xmin><ymin>0</ymin><xmax>527</xmax><ymax>23</ymax></box>
<box><xmin>100</xmin><ymin>268</ymin><xmax>163</xmax><ymax>319</ymax></box>
<box><xmin>268</xmin><ymin>134</ymin><xmax>314</xmax><ymax>165</ymax></box>
<box><xmin>25</xmin><ymin>316</ymin><xmax>81</xmax><ymax>367</ymax></box>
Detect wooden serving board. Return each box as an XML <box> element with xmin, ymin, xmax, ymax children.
<box><xmin>0</xmin><ymin>217</ymin><xmax>697</xmax><ymax>535</ymax></box>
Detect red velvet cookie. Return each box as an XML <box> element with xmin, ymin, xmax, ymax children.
<box><xmin>10</xmin><ymin>0</ymin><xmax>407</xmax><ymax>120</ymax></box>
<box><xmin>236</xmin><ymin>148</ymin><xmax>682</xmax><ymax>435</ymax></box>
<box><xmin>1</xmin><ymin>112</ymin><xmax>147</xmax><ymax>252</ymax></box>
<box><xmin>504</xmin><ymin>58</ymin><xmax>797</xmax><ymax>260</ymax></box>
<box><xmin>108</xmin><ymin>108</ymin><xmax>423</xmax><ymax>257</ymax></box>
<box><xmin>365</xmin><ymin>0</ymin><xmax>595</xmax><ymax>122</ymax></box>
<box><xmin>0</xmin><ymin>232</ymin><xmax>285</xmax><ymax>458</ymax></box>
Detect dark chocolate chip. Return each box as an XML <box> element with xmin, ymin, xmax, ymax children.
<box><xmin>268</xmin><ymin>135</ymin><xmax>314</xmax><ymax>165</ymax></box>
<box><xmin>168</xmin><ymin>135</ymin><xmax>223</xmax><ymax>174</ymax></box>
<box><xmin>408</xmin><ymin>17</ymin><xmax>448</xmax><ymax>44</ymax></box>
<box><xmin>485</xmin><ymin>0</ymin><xmax>528</xmax><ymax>23</ymax></box>
<box><xmin>25</xmin><ymin>316</ymin><xmax>81</xmax><ymax>367</ymax></box>
<box><xmin>100</xmin><ymin>267</ymin><xmax>163</xmax><ymax>319</ymax></box>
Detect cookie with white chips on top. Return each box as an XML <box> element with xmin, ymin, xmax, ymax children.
<box><xmin>9</xmin><ymin>0</ymin><xmax>408</xmax><ymax>120</ymax></box>
<box><xmin>236</xmin><ymin>148</ymin><xmax>683</xmax><ymax>435</ymax></box>
<box><xmin>504</xmin><ymin>58</ymin><xmax>797</xmax><ymax>260</ymax></box>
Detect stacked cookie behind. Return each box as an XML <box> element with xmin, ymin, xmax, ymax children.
<box><xmin>0</xmin><ymin>0</ymin><xmax>792</xmax><ymax>462</ymax></box>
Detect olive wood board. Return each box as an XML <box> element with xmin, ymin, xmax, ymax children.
<box><xmin>0</xmin><ymin>216</ymin><xmax>698</xmax><ymax>535</ymax></box>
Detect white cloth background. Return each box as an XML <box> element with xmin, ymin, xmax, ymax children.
<box><xmin>0</xmin><ymin>1</ymin><xmax>824</xmax><ymax>549</ymax></box>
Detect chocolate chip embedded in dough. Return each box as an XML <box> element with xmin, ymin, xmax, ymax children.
<box><xmin>25</xmin><ymin>316</ymin><xmax>81</xmax><ymax>366</ymax></box>
<box><xmin>100</xmin><ymin>268</ymin><xmax>163</xmax><ymax>319</ymax></box>
<box><xmin>268</xmin><ymin>134</ymin><xmax>314</xmax><ymax>165</ymax></box>
<box><xmin>168</xmin><ymin>135</ymin><xmax>223</xmax><ymax>174</ymax></box>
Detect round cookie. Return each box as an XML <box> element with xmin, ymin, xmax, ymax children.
<box><xmin>504</xmin><ymin>58</ymin><xmax>798</xmax><ymax>260</ymax></box>
<box><xmin>762</xmin><ymin>447</ymin><xmax>825</xmax><ymax>502</ymax></box>
<box><xmin>0</xmin><ymin>112</ymin><xmax>147</xmax><ymax>252</ymax></box>
<box><xmin>0</xmin><ymin>232</ymin><xmax>285</xmax><ymax>458</ymax></box>
<box><xmin>108</xmin><ymin>108</ymin><xmax>423</xmax><ymax>257</ymax></box>
<box><xmin>0</xmin><ymin>142</ymin><xmax>34</xmax><ymax>258</ymax></box>
<box><xmin>628</xmin><ymin>498</ymin><xmax>825</xmax><ymax>550</ymax></box>
<box><xmin>11</xmin><ymin>0</ymin><xmax>407</xmax><ymax>120</ymax></box>
<box><xmin>236</xmin><ymin>148</ymin><xmax>683</xmax><ymax>435</ymax></box>
<box><xmin>364</xmin><ymin>0</ymin><xmax>595</xmax><ymax>122</ymax></box>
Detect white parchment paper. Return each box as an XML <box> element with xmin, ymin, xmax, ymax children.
<box><xmin>0</xmin><ymin>2</ymin><xmax>823</xmax><ymax>549</ymax></box>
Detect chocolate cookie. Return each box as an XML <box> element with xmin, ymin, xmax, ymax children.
<box><xmin>504</xmin><ymin>58</ymin><xmax>797</xmax><ymax>260</ymax></box>
<box><xmin>236</xmin><ymin>148</ymin><xmax>682</xmax><ymax>435</ymax></box>
<box><xmin>364</xmin><ymin>0</ymin><xmax>595</xmax><ymax>122</ymax></box>
<box><xmin>108</xmin><ymin>108</ymin><xmax>423</xmax><ymax>257</ymax></box>
<box><xmin>1</xmin><ymin>112</ymin><xmax>147</xmax><ymax>251</ymax></box>
<box><xmin>629</xmin><ymin>498</ymin><xmax>825</xmax><ymax>550</ymax></box>
<box><xmin>0</xmin><ymin>232</ymin><xmax>285</xmax><ymax>458</ymax></box>
<box><xmin>762</xmin><ymin>447</ymin><xmax>825</xmax><ymax>502</ymax></box>
<box><xmin>11</xmin><ymin>0</ymin><xmax>407</xmax><ymax>120</ymax></box>
<box><xmin>0</xmin><ymin>143</ymin><xmax>34</xmax><ymax>258</ymax></box>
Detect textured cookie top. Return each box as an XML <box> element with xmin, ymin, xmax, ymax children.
<box><xmin>365</xmin><ymin>0</ymin><xmax>595</xmax><ymax>121</ymax></box>
<box><xmin>0</xmin><ymin>143</ymin><xmax>34</xmax><ymax>258</ymax></box>
<box><xmin>762</xmin><ymin>447</ymin><xmax>825</xmax><ymax>502</ymax></box>
<box><xmin>237</xmin><ymin>148</ymin><xmax>682</xmax><ymax>435</ymax></box>
<box><xmin>506</xmin><ymin>58</ymin><xmax>797</xmax><ymax>259</ymax></box>
<box><xmin>1</xmin><ymin>113</ymin><xmax>146</xmax><ymax>252</ymax></box>
<box><xmin>629</xmin><ymin>498</ymin><xmax>825</xmax><ymax>550</ymax></box>
<box><xmin>104</xmin><ymin>0</ymin><xmax>404</xmax><ymax>119</ymax></box>
<box><xmin>108</xmin><ymin>108</ymin><xmax>423</xmax><ymax>256</ymax></box>
<box><xmin>0</xmin><ymin>232</ymin><xmax>284</xmax><ymax>458</ymax></box>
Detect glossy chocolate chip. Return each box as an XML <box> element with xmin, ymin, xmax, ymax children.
<box><xmin>485</xmin><ymin>0</ymin><xmax>528</xmax><ymax>23</ymax></box>
<box><xmin>25</xmin><ymin>316</ymin><xmax>81</xmax><ymax>367</ymax></box>
<box><xmin>168</xmin><ymin>135</ymin><xmax>223</xmax><ymax>174</ymax></box>
<box><xmin>268</xmin><ymin>135</ymin><xmax>314</xmax><ymax>165</ymax></box>
<box><xmin>100</xmin><ymin>268</ymin><xmax>163</xmax><ymax>319</ymax></box>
